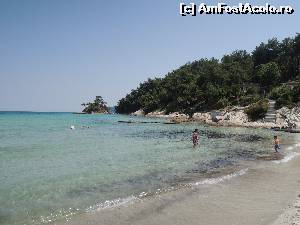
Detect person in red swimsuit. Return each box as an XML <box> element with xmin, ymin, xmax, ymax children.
<box><xmin>192</xmin><ymin>129</ymin><xmax>199</xmax><ymax>148</ymax></box>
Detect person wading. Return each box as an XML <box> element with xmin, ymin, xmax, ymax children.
<box><xmin>192</xmin><ymin>129</ymin><xmax>199</xmax><ymax>148</ymax></box>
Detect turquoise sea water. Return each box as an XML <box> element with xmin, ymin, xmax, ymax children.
<box><xmin>0</xmin><ymin>112</ymin><xmax>294</xmax><ymax>225</ymax></box>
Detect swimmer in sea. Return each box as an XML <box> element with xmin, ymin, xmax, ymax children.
<box><xmin>192</xmin><ymin>129</ymin><xmax>199</xmax><ymax>148</ymax></box>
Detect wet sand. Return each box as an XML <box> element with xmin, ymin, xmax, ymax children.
<box><xmin>54</xmin><ymin>147</ymin><xmax>300</xmax><ymax>225</ymax></box>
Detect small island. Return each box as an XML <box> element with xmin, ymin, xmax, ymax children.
<box><xmin>80</xmin><ymin>96</ymin><xmax>109</xmax><ymax>114</ymax></box>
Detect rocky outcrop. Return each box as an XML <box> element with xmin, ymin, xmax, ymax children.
<box><xmin>276</xmin><ymin>107</ymin><xmax>300</xmax><ymax>128</ymax></box>
<box><xmin>133</xmin><ymin>105</ymin><xmax>300</xmax><ymax>129</ymax></box>
<box><xmin>192</xmin><ymin>112</ymin><xmax>211</xmax><ymax>122</ymax></box>
<box><xmin>169</xmin><ymin>112</ymin><xmax>190</xmax><ymax>123</ymax></box>
<box><xmin>190</xmin><ymin>108</ymin><xmax>276</xmax><ymax>128</ymax></box>
<box><xmin>146</xmin><ymin>111</ymin><xmax>168</xmax><ymax>118</ymax></box>
<box><xmin>145</xmin><ymin>111</ymin><xmax>190</xmax><ymax>122</ymax></box>
<box><xmin>131</xmin><ymin>109</ymin><xmax>145</xmax><ymax>116</ymax></box>
<box><xmin>198</xmin><ymin>106</ymin><xmax>300</xmax><ymax>128</ymax></box>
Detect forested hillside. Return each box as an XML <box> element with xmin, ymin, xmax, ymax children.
<box><xmin>116</xmin><ymin>34</ymin><xmax>300</xmax><ymax>115</ymax></box>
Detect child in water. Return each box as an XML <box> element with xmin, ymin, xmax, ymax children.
<box><xmin>274</xmin><ymin>135</ymin><xmax>280</xmax><ymax>152</ymax></box>
<box><xmin>192</xmin><ymin>129</ymin><xmax>199</xmax><ymax>148</ymax></box>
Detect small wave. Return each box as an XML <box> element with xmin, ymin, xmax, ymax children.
<box><xmin>85</xmin><ymin>170</ymin><xmax>249</xmax><ymax>212</ymax></box>
<box><xmin>86</xmin><ymin>196</ymin><xmax>138</xmax><ymax>212</ymax></box>
<box><xmin>273</xmin><ymin>152</ymin><xmax>300</xmax><ymax>164</ymax></box>
<box><xmin>191</xmin><ymin>168</ymin><xmax>248</xmax><ymax>186</ymax></box>
<box><xmin>287</xmin><ymin>143</ymin><xmax>300</xmax><ymax>150</ymax></box>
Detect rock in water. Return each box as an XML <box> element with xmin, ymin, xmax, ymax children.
<box><xmin>131</xmin><ymin>109</ymin><xmax>145</xmax><ymax>116</ymax></box>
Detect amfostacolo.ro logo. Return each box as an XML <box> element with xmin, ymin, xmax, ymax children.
<box><xmin>179</xmin><ymin>2</ymin><xmax>295</xmax><ymax>16</ymax></box>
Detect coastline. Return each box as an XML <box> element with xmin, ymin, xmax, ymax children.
<box><xmin>271</xmin><ymin>196</ymin><xmax>300</xmax><ymax>225</ymax></box>
<box><xmin>53</xmin><ymin>139</ymin><xmax>300</xmax><ymax>225</ymax></box>
<box><xmin>130</xmin><ymin>106</ymin><xmax>300</xmax><ymax>130</ymax></box>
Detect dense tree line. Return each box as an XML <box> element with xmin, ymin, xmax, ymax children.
<box><xmin>116</xmin><ymin>34</ymin><xmax>300</xmax><ymax>115</ymax></box>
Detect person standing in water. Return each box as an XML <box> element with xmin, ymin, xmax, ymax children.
<box><xmin>274</xmin><ymin>135</ymin><xmax>280</xmax><ymax>152</ymax></box>
<box><xmin>192</xmin><ymin>129</ymin><xmax>199</xmax><ymax>148</ymax></box>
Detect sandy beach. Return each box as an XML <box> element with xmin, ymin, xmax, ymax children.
<box><xmin>53</xmin><ymin>140</ymin><xmax>300</xmax><ymax>225</ymax></box>
<box><xmin>271</xmin><ymin>196</ymin><xmax>300</xmax><ymax>225</ymax></box>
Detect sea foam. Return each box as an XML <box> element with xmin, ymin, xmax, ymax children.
<box><xmin>86</xmin><ymin>196</ymin><xmax>138</xmax><ymax>212</ymax></box>
<box><xmin>191</xmin><ymin>168</ymin><xmax>248</xmax><ymax>186</ymax></box>
<box><xmin>86</xmin><ymin>169</ymin><xmax>250</xmax><ymax>212</ymax></box>
<box><xmin>273</xmin><ymin>152</ymin><xmax>300</xmax><ymax>164</ymax></box>
<box><xmin>272</xmin><ymin>142</ymin><xmax>300</xmax><ymax>164</ymax></box>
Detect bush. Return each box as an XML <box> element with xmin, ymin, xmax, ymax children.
<box><xmin>269</xmin><ymin>85</ymin><xmax>289</xmax><ymax>99</ymax></box>
<box><xmin>276</xmin><ymin>96</ymin><xmax>293</xmax><ymax>109</ymax></box>
<box><xmin>292</xmin><ymin>84</ymin><xmax>300</xmax><ymax>103</ymax></box>
<box><xmin>239</xmin><ymin>95</ymin><xmax>261</xmax><ymax>107</ymax></box>
<box><xmin>269</xmin><ymin>85</ymin><xmax>294</xmax><ymax>109</ymax></box>
<box><xmin>245</xmin><ymin>85</ymin><xmax>260</xmax><ymax>95</ymax></box>
<box><xmin>216</xmin><ymin>98</ymin><xmax>230</xmax><ymax>109</ymax></box>
<box><xmin>245</xmin><ymin>99</ymin><xmax>269</xmax><ymax>121</ymax></box>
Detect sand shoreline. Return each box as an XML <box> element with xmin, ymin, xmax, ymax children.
<box><xmin>271</xmin><ymin>196</ymin><xmax>300</xmax><ymax>225</ymax></box>
<box><xmin>53</xmin><ymin>139</ymin><xmax>300</xmax><ymax>225</ymax></box>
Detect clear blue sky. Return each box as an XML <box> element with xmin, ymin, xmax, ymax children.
<box><xmin>0</xmin><ymin>0</ymin><xmax>299</xmax><ymax>112</ymax></box>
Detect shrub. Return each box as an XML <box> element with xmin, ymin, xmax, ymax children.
<box><xmin>276</xmin><ymin>96</ymin><xmax>293</xmax><ymax>109</ymax></box>
<box><xmin>239</xmin><ymin>95</ymin><xmax>261</xmax><ymax>107</ymax></box>
<box><xmin>245</xmin><ymin>99</ymin><xmax>269</xmax><ymax>121</ymax></box>
<box><xmin>245</xmin><ymin>85</ymin><xmax>260</xmax><ymax>95</ymax></box>
<box><xmin>269</xmin><ymin>85</ymin><xmax>294</xmax><ymax>109</ymax></box>
<box><xmin>292</xmin><ymin>84</ymin><xmax>300</xmax><ymax>103</ymax></box>
<box><xmin>216</xmin><ymin>98</ymin><xmax>230</xmax><ymax>109</ymax></box>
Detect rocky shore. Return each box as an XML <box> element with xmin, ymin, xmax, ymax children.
<box><xmin>131</xmin><ymin>106</ymin><xmax>300</xmax><ymax>129</ymax></box>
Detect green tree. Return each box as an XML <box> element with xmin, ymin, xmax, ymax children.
<box><xmin>252</xmin><ymin>38</ymin><xmax>280</xmax><ymax>67</ymax></box>
<box><xmin>115</xmin><ymin>34</ymin><xmax>300</xmax><ymax>115</ymax></box>
<box><xmin>255</xmin><ymin>62</ymin><xmax>280</xmax><ymax>88</ymax></box>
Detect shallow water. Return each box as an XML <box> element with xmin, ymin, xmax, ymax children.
<box><xmin>0</xmin><ymin>112</ymin><xmax>297</xmax><ymax>225</ymax></box>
